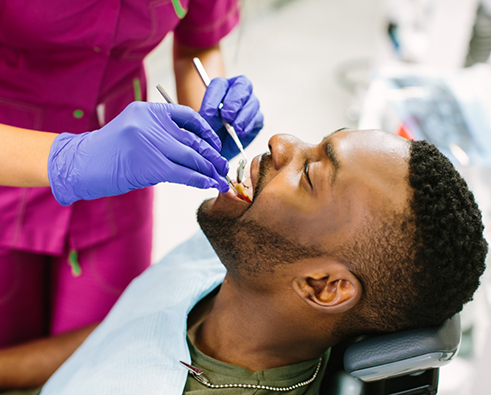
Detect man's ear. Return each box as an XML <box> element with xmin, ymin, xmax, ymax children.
<box><xmin>292</xmin><ymin>262</ymin><xmax>362</xmax><ymax>314</ymax></box>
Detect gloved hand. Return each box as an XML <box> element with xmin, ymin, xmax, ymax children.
<box><xmin>48</xmin><ymin>101</ymin><xmax>230</xmax><ymax>206</ymax></box>
<box><xmin>199</xmin><ymin>76</ymin><xmax>264</xmax><ymax>160</ymax></box>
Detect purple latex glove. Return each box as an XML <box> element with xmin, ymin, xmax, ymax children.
<box><xmin>48</xmin><ymin>102</ymin><xmax>230</xmax><ymax>206</ymax></box>
<box><xmin>199</xmin><ymin>76</ymin><xmax>264</xmax><ymax>160</ymax></box>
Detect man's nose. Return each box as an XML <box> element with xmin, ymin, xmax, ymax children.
<box><xmin>268</xmin><ymin>134</ymin><xmax>303</xmax><ymax>170</ymax></box>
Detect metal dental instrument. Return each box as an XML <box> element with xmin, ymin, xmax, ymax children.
<box><xmin>192</xmin><ymin>57</ymin><xmax>248</xmax><ymax>184</ymax></box>
<box><xmin>156</xmin><ymin>84</ymin><xmax>175</xmax><ymax>104</ymax></box>
<box><xmin>155</xmin><ymin>84</ymin><xmax>240</xmax><ymax>195</ymax></box>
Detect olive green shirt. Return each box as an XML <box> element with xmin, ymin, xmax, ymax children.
<box><xmin>1</xmin><ymin>340</ymin><xmax>329</xmax><ymax>395</ymax></box>
<box><xmin>184</xmin><ymin>336</ymin><xmax>330</xmax><ymax>394</ymax></box>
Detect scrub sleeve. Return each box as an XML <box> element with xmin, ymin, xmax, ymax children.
<box><xmin>0</xmin><ymin>0</ymin><xmax>240</xmax><ymax>347</ymax></box>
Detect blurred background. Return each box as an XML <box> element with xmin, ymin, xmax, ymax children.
<box><xmin>145</xmin><ymin>0</ymin><xmax>491</xmax><ymax>393</ymax></box>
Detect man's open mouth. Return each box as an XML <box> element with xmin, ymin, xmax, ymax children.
<box><xmin>232</xmin><ymin>165</ymin><xmax>253</xmax><ymax>203</ymax></box>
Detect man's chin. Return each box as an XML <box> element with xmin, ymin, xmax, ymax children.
<box><xmin>197</xmin><ymin>195</ymin><xmax>243</xmax><ymax>271</ymax></box>
<box><xmin>197</xmin><ymin>194</ymin><xmax>245</xmax><ymax>244</ymax></box>
<box><xmin>198</xmin><ymin>189</ymin><xmax>251</xmax><ymax>220</ymax></box>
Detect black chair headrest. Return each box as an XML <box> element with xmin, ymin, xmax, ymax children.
<box><xmin>344</xmin><ymin>314</ymin><xmax>461</xmax><ymax>382</ymax></box>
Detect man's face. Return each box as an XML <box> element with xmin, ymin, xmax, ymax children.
<box><xmin>198</xmin><ymin>129</ymin><xmax>411</xmax><ymax>277</ymax></box>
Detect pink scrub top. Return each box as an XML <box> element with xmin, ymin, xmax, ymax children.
<box><xmin>0</xmin><ymin>0</ymin><xmax>240</xmax><ymax>255</ymax></box>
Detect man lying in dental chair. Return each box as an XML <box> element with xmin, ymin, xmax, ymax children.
<box><xmin>35</xmin><ymin>129</ymin><xmax>491</xmax><ymax>394</ymax></box>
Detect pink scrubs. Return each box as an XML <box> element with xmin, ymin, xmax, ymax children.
<box><xmin>0</xmin><ymin>0</ymin><xmax>239</xmax><ymax>347</ymax></box>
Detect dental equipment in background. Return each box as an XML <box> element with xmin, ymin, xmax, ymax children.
<box><xmin>192</xmin><ymin>57</ymin><xmax>248</xmax><ymax>184</ymax></box>
<box><xmin>155</xmin><ymin>83</ymin><xmax>241</xmax><ymax>196</ymax></box>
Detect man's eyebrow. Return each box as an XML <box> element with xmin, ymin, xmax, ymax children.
<box><xmin>331</xmin><ymin>127</ymin><xmax>348</xmax><ymax>135</ymax></box>
<box><xmin>321</xmin><ymin>127</ymin><xmax>348</xmax><ymax>143</ymax></box>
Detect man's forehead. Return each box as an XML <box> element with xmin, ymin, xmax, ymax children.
<box><xmin>321</xmin><ymin>129</ymin><xmax>412</xmax><ymax>224</ymax></box>
<box><xmin>322</xmin><ymin>129</ymin><xmax>411</xmax><ymax>167</ymax></box>
<box><xmin>325</xmin><ymin>128</ymin><xmax>408</xmax><ymax>142</ymax></box>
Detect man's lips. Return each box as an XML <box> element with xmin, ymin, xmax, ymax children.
<box><xmin>235</xmin><ymin>153</ymin><xmax>263</xmax><ymax>201</ymax></box>
<box><xmin>220</xmin><ymin>187</ymin><xmax>250</xmax><ymax>205</ymax></box>
<box><xmin>218</xmin><ymin>153</ymin><xmax>263</xmax><ymax>205</ymax></box>
<box><xmin>250</xmin><ymin>154</ymin><xmax>261</xmax><ymax>197</ymax></box>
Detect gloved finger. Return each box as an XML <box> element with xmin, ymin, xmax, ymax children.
<box><xmin>159</xmin><ymin>132</ymin><xmax>228</xmax><ymax>184</ymax></box>
<box><xmin>164</xmin><ymin>125</ymin><xmax>229</xmax><ymax>177</ymax></box>
<box><xmin>167</xmin><ymin>104</ymin><xmax>222</xmax><ymax>152</ymax></box>
<box><xmin>164</xmin><ymin>165</ymin><xmax>229</xmax><ymax>192</ymax></box>
<box><xmin>166</xmin><ymin>145</ymin><xmax>227</xmax><ymax>188</ymax></box>
<box><xmin>241</xmin><ymin>111</ymin><xmax>264</xmax><ymax>141</ymax></box>
<box><xmin>217</xmin><ymin>176</ymin><xmax>230</xmax><ymax>193</ymax></box>
<box><xmin>220</xmin><ymin>76</ymin><xmax>253</xmax><ymax>124</ymax></box>
<box><xmin>230</xmin><ymin>94</ymin><xmax>260</xmax><ymax>136</ymax></box>
<box><xmin>200</xmin><ymin>78</ymin><xmax>229</xmax><ymax>119</ymax></box>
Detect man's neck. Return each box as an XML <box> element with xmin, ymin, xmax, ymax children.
<box><xmin>188</xmin><ymin>275</ymin><xmax>335</xmax><ymax>371</ymax></box>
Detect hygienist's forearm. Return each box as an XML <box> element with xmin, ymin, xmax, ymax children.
<box><xmin>173</xmin><ymin>40</ymin><xmax>226</xmax><ymax>111</ymax></box>
<box><xmin>0</xmin><ymin>123</ymin><xmax>57</xmax><ymax>187</ymax></box>
<box><xmin>0</xmin><ymin>323</ymin><xmax>97</xmax><ymax>390</ymax></box>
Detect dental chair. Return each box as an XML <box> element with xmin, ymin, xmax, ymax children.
<box><xmin>320</xmin><ymin>314</ymin><xmax>461</xmax><ymax>395</ymax></box>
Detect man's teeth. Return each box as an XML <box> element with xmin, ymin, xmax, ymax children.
<box><xmin>241</xmin><ymin>175</ymin><xmax>251</xmax><ymax>190</ymax></box>
<box><xmin>232</xmin><ymin>164</ymin><xmax>253</xmax><ymax>202</ymax></box>
<box><xmin>234</xmin><ymin>182</ymin><xmax>252</xmax><ymax>203</ymax></box>
<box><xmin>241</xmin><ymin>170</ymin><xmax>253</xmax><ymax>195</ymax></box>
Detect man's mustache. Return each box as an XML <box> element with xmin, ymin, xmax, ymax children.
<box><xmin>250</xmin><ymin>152</ymin><xmax>272</xmax><ymax>203</ymax></box>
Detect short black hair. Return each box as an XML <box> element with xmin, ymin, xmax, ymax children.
<box><xmin>339</xmin><ymin>140</ymin><xmax>487</xmax><ymax>335</ymax></box>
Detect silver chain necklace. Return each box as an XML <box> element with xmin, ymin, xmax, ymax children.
<box><xmin>179</xmin><ymin>358</ymin><xmax>322</xmax><ymax>392</ymax></box>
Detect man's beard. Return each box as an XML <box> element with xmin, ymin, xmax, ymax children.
<box><xmin>197</xmin><ymin>154</ymin><xmax>323</xmax><ymax>277</ymax></box>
